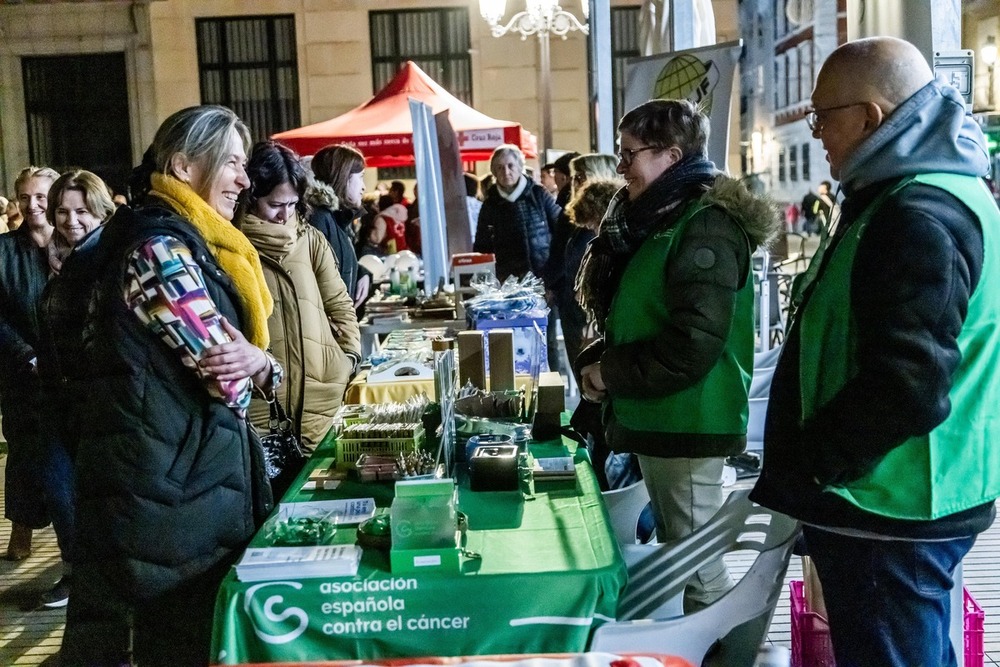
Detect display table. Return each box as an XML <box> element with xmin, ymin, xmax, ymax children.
<box><xmin>211</xmin><ymin>435</ymin><xmax>627</xmax><ymax>664</ymax></box>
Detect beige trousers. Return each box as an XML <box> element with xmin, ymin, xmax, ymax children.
<box><xmin>637</xmin><ymin>454</ymin><xmax>735</xmax><ymax>609</ymax></box>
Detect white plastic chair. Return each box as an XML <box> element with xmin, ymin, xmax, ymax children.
<box><xmin>601</xmin><ymin>480</ymin><xmax>651</xmax><ymax>545</ymax></box>
<box><xmin>591</xmin><ymin>489</ymin><xmax>800</xmax><ymax>667</ymax></box>
<box><xmin>746</xmin><ymin>346</ymin><xmax>780</xmax><ymax>454</ymax></box>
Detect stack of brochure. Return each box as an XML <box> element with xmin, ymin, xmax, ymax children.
<box><xmin>234</xmin><ymin>498</ymin><xmax>376</xmax><ymax>582</ymax></box>
<box><xmin>236</xmin><ymin>544</ymin><xmax>362</xmax><ymax>582</ymax></box>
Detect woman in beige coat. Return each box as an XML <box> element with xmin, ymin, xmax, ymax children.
<box><xmin>239</xmin><ymin>141</ymin><xmax>361</xmax><ymax>449</ymax></box>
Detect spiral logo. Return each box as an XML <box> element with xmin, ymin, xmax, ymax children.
<box><xmin>244</xmin><ymin>582</ymin><xmax>309</xmax><ymax>644</ymax></box>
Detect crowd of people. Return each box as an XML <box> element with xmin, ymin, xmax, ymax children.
<box><xmin>0</xmin><ymin>34</ymin><xmax>998</xmax><ymax>667</ymax></box>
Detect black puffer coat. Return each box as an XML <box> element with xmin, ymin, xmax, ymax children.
<box><xmin>73</xmin><ymin>203</ymin><xmax>272</xmax><ymax>602</ymax></box>
<box><xmin>575</xmin><ymin>175</ymin><xmax>781</xmax><ymax>459</ymax></box>
<box><xmin>0</xmin><ymin>226</ymin><xmax>48</xmax><ymax>438</ymax></box>
<box><xmin>474</xmin><ymin>179</ymin><xmax>560</xmax><ymax>284</ymax></box>
<box><xmin>37</xmin><ymin>226</ymin><xmax>105</xmax><ymax>457</ymax></box>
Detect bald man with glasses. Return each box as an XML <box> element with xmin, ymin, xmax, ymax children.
<box><xmin>751</xmin><ymin>37</ymin><xmax>1000</xmax><ymax>667</ymax></box>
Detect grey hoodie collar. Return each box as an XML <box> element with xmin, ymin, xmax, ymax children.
<box><xmin>839</xmin><ymin>80</ymin><xmax>990</xmax><ymax>196</ymax></box>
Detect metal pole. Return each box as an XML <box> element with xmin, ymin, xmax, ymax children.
<box><xmin>539</xmin><ymin>30</ymin><xmax>553</xmax><ymax>162</ymax></box>
<box><xmin>589</xmin><ymin>0</ymin><xmax>614</xmax><ymax>153</ymax></box>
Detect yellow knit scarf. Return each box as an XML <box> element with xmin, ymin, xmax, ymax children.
<box><xmin>150</xmin><ymin>172</ymin><xmax>273</xmax><ymax>349</ymax></box>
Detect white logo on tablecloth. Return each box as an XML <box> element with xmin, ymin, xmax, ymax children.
<box><xmin>244</xmin><ymin>582</ymin><xmax>309</xmax><ymax>644</ymax></box>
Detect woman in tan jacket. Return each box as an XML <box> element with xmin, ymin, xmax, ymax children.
<box><xmin>238</xmin><ymin>141</ymin><xmax>361</xmax><ymax>449</ymax></box>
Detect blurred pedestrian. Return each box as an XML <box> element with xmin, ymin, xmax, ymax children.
<box><xmin>474</xmin><ymin>144</ymin><xmax>559</xmax><ymax>284</ymax></box>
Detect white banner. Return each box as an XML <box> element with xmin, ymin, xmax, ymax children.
<box><xmin>623</xmin><ymin>40</ymin><xmax>742</xmax><ymax>169</ymax></box>
<box><xmin>409</xmin><ymin>98</ymin><xmax>449</xmax><ymax>293</ymax></box>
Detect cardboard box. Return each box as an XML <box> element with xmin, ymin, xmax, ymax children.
<box><xmin>457</xmin><ymin>330</ymin><xmax>486</xmax><ymax>389</ymax></box>
<box><xmin>451</xmin><ymin>253</ymin><xmax>495</xmax><ymax>320</ymax></box>
<box><xmin>536</xmin><ymin>371</ymin><xmax>565</xmax><ymax>413</ymax></box>
<box><xmin>451</xmin><ymin>252</ymin><xmax>496</xmax><ymax>288</ymax></box>
<box><xmin>486</xmin><ymin>328</ymin><xmax>515</xmax><ymax>391</ymax></box>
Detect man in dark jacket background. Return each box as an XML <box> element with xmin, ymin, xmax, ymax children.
<box><xmin>751</xmin><ymin>37</ymin><xmax>1000</xmax><ymax>667</ymax></box>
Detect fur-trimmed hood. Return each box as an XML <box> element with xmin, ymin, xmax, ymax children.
<box><xmin>304</xmin><ymin>175</ymin><xmax>340</xmax><ymax>211</ymax></box>
<box><xmin>702</xmin><ymin>174</ymin><xmax>782</xmax><ymax>250</ymax></box>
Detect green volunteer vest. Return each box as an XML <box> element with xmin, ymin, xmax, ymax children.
<box><xmin>605</xmin><ymin>200</ymin><xmax>755</xmax><ymax>435</ymax></box>
<box><xmin>799</xmin><ymin>173</ymin><xmax>1000</xmax><ymax>520</ymax></box>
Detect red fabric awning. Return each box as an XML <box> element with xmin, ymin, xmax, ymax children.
<box><xmin>273</xmin><ymin>61</ymin><xmax>537</xmax><ymax>166</ymax></box>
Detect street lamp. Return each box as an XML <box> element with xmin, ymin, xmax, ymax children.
<box><xmin>479</xmin><ymin>0</ymin><xmax>589</xmax><ymax>161</ymax></box>
<box><xmin>982</xmin><ymin>35</ymin><xmax>997</xmax><ymax>109</ymax></box>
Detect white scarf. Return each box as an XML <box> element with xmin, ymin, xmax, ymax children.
<box><xmin>497</xmin><ymin>175</ymin><xmax>528</xmax><ymax>202</ymax></box>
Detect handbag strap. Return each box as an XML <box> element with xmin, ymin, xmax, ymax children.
<box><xmin>268</xmin><ymin>396</ymin><xmax>293</xmax><ymax>435</ymax></box>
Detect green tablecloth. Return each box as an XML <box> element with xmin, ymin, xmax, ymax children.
<box><xmin>210</xmin><ymin>434</ymin><xmax>627</xmax><ymax>664</ymax></box>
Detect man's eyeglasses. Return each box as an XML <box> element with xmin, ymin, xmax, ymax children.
<box><xmin>805</xmin><ymin>102</ymin><xmax>868</xmax><ymax>132</ymax></box>
<box><xmin>616</xmin><ymin>146</ymin><xmax>660</xmax><ymax>166</ymax></box>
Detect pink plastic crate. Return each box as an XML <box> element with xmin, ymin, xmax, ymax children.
<box><xmin>965</xmin><ymin>588</ymin><xmax>985</xmax><ymax>667</ymax></box>
<box><xmin>789</xmin><ymin>580</ymin><xmax>985</xmax><ymax>667</ymax></box>
<box><xmin>789</xmin><ymin>580</ymin><xmax>835</xmax><ymax>667</ymax></box>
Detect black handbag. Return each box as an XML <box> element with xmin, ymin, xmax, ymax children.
<box><xmin>259</xmin><ymin>397</ymin><xmax>308</xmax><ymax>500</ymax></box>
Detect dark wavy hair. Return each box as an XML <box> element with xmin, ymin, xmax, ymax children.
<box><xmin>237</xmin><ymin>140</ymin><xmax>310</xmax><ymax>220</ymax></box>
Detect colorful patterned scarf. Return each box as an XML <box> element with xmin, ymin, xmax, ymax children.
<box><xmin>150</xmin><ymin>172</ymin><xmax>273</xmax><ymax>348</ymax></box>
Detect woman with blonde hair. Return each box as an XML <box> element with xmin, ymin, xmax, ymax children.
<box><xmin>33</xmin><ymin>169</ymin><xmax>115</xmax><ymax>607</ymax></box>
<box><xmin>0</xmin><ymin>165</ymin><xmax>59</xmax><ymax>562</ymax></box>
<box><xmin>63</xmin><ymin>105</ymin><xmax>280</xmax><ymax>665</ymax></box>
<box><xmin>238</xmin><ymin>141</ymin><xmax>360</xmax><ymax>492</ymax></box>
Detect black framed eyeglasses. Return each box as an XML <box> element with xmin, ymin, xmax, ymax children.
<box><xmin>805</xmin><ymin>102</ymin><xmax>868</xmax><ymax>132</ymax></box>
<box><xmin>616</xmin><ymin>146</ymin><xmax>660</xmax><ymax>166</ymax></box>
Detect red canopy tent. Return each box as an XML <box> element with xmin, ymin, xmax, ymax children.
<box><xmin>273</xmin><ymin>61</ymin><xmax>537</xmax><ymax>167</ymax></box>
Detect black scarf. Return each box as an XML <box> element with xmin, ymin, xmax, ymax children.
<box><xmin>575</xmin><ymin>154</ymin><xmax>718</xmax><ymax>329</ymax></box>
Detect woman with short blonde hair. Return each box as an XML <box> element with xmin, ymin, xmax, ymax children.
<box><xmin>63</xmin><ymin>105</ymin><xmax>281</xmax><ymax>665</ymax></box>
<box><xmin>0</xmin><ymin>164</ymin><xmax>59</xmax><ymax>563</ymax></box>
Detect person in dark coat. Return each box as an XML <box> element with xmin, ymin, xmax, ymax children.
<box><xmin>62</xmin><ymin>105</ymin><xmax>279</xmax><ymax>666</ymax></box>
<box><xmin>0</xmin><ymin>165</ymin><xmax>59</xmax><ymax>562</ymax></box>
<box><xmin>306</xmin><ymin>144</ymin><xmax>365</xmax><ymax>305</ymax></box>
<box><xmin>34</xmin><ymin>169</ymin><xmax>116</xmax><ymax>609</ymax></box>
<box><xmin>474</xmin><ymin>144</ymin><xmax>560</xmax><ymax>284</ymax></box>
